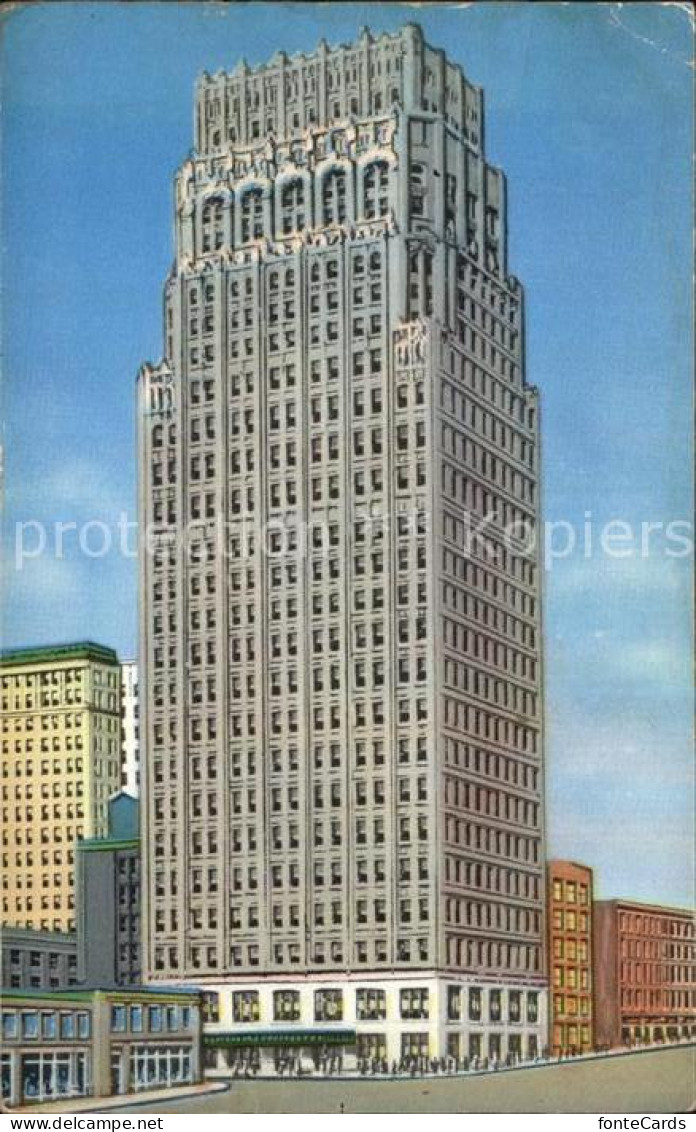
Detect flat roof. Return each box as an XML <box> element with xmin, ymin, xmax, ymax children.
<box><xmin>0</xmin><ymin>642</ymin><xmax>119</xmax><ymax>668</ymax></box>
<box><xmin>77</xmin><ymin>838</ymin><xmax>140</xmax><ymax>853</ymax></box>
<box><xmin>1</xmin><ymin>986</ymin><xmax>201</xmax><ymax>1004</ymax></box>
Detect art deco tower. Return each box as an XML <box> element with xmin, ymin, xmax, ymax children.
<box><xmin>138</xmin><ymin>24</ymin><xmax>547</xmax><ymax>1065</ymax></box>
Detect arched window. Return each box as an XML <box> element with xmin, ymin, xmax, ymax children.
<box><xmin>241</xmin><ymin>188</ymin><xmax>264</xmax><ymax>242</ymax></box>
<box><xmin>364</xmin><ymin>162</ymin><xmax>389</xmax><ymax>219</ymax></box>
<box><xmin>152</xmin><ymin>424</ymin><xmax>163</xmax><ymax>448</ymax></box>
<box><xmin>322</xmin><ymin>169</ymin><xmax>347</xmax><ymax>226</ymax></box>
<box><xmin>201</xmin><ymin>197</ymin><xmax>224</xmax><ymax>253</ymax></box>
<box><xmin>280</xmin><ymin>179</ymin><xmax>305</xmax><ymax>235</ymax></box>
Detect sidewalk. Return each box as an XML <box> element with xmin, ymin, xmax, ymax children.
<box><xmin>6</xmin><ymin>1080</ymin><xmax>228</xmax><ymax>1115</ymax></box>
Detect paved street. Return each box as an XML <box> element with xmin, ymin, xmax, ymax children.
<box><xmin>110</xmin><ymin>1045</ymin><xmax>694</xmax><ymax>1114</ymax></box>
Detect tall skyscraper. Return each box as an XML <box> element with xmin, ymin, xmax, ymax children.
<box><xmin>138</xmin><ymin>23</ymin><xmax>547</xmax><ymax>1066</ymax></box>
<box><xmin>0</xmin><ymin>643</ymin><xmax>122</xmax><ymax>933</ymax></box>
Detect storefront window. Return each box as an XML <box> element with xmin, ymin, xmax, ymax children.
<box><xmin>130</xmin><ymin>1046</ymin><xmax>193</xmax><ymax>1091</ymax></box>
<box><xmin>20</xmin><ymin>1053</ymin><xmax>81</xmax><ymax>1101</ymax></box>
<box><xmin>400</xmin><ymin>1032</ymin><xmax>428</xmax><ymax>1059</ymax></box>
<box><xmin>1</xmin><ymin>1053</ymin><xmax>11</xmax><ymax>1100</ymax></box>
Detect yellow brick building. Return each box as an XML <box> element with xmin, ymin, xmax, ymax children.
<box><xmin>1</xmin><ymin>643</ymin><xmax>122</xmax><ymax>933</ymax></box>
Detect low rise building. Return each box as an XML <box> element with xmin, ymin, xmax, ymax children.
<box><xmin>198</xmin><ymin>977</ymin><xmax>544</xmax><ymax>1074</ymax></box>
<box><xmin>547</xmin><ymin>860</ymin><xmax>594</xmax><ymax>1055</ymax></box>
<box><xmin>593</xmin><ymin>899</ymin><xmax>696</xmax><ymax>1048</ymax></box>
<box><xmin>1</xmin><ymin>987</ymin><xmax>201</xmax><ymax>1106</ymax></box>
<box><xmin>76</xmin><ymin>793</ymin><xmax>141</xmax><ymax>986</ymax></box>
<box><xmin>1</xmin><ymin>928</ymin><xmax>78</xmax><ymax>991</ymax></box>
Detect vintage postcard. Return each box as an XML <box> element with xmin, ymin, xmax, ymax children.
<box><xmin>0</xmin><ymin>1</ymin><xmax>693</xmax><ymax>1121</ymax></box>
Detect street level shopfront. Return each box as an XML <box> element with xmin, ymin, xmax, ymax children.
<box><xmin>1</xmin><ymin>987</ymin><xmax>201</xmax><ymax>1106</ymax></box>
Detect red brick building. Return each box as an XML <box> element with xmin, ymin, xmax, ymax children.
<box><xmin>593</xmin><ymin>899</ymin><xmax>696</xmax><ymax>1049</ymax></box>
<box><xmin>547</xmin><ymin>860</ymin><xmax>594</xmax><ymax>1055</ymax></box>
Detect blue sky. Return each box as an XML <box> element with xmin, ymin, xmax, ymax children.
<box><xmin>1</xmin><ymin>2</ymin><xmax>693</xmax><ymax>905</ymax></box>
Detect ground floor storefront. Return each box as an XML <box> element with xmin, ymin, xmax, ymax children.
<box><xmin>1</xmin><ymin>988</ymin><xmax>202</xmax><ymax>1106</ymax></box>
<box><xmin>2</xmin><ymin>1049</ymin><xmax>90</xmax><ymax>1105</ymax></box>
<box><xmin>620</xmin><ymin>1019</ymin><xmax>696</xmax><ymax>1045</ymax></box>
<box><xmin>189</xmin><ymin>973</ymin><xmax>549</xmax><ymax>1075</ymax></box>
<box><xmin>110</xmin><ymin>1043</ymin><xmax>195</xmax><ymax>1095</ymax></box>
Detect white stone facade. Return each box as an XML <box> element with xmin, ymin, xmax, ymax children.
<box><xmin>138</xmin><ymin>23</ymin><xmax>549</xmax><ymax>1062</ymax></box>
<box><xmin>169</xmin><ymin>975</ymin><xmax>547</xmax><ymax>1069</ymax></box>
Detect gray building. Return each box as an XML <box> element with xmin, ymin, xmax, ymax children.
<box><xmin>1</xmin><ymin>927</ymin><xmax>78</xmax><ymax>992</ymax></box>
<box><xmin>138</xmin><ymin>23</ymin><xmax>547</xmax><ymax>1065</ymax></box>
<box><xmin>76</xmin><ymin>793</ymin><xmax>141</xmax><ymax>987</ymax></box>
<box><xmin>1</xmin><ymin>987</ymin><xmax>201</xmax><ymax>1106</ymax></box>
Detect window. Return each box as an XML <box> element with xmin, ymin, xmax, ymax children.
<box><xmin>241</xmin><ymin>188</ymin><xmax>264</xmax><ymax>242</ymax></box>
<box><xmin>410</xmin><ymin>163</ymin><xmax>426</xmax><ymax>216</ymax></box>
<box><xmin>400</xmin><ymin>988</ymin><xmax>429</xmax><ymax>1020</ymax></box>
<box><xmin>201</xmin><ymin>196</ymin><xmax>225</xmax><ymax>252</ymax></box>
<box><xmin>314</xmin><ymin>988</ymin><xmax>343</xmax><ymax>1021</ymax></box>
<box><xmin>148</xmin><ymin>1006</ymin><xmax>163</xmax><ymax>1032</ymax></box>
<box><xmin>110</xmin><ymin>1006</ymin><xmax>127</xmax><ymax>1033</ymax></box>
<box><xmin>273</xmin><ymin>990</ymin><xmax>300</xmax><ymax>1021</ymax></box>
<box><xmin>364</xmin><ymin>161</ymin><xmax>389</xmax><ymax>218</ymax></box>
<box><xmin>59</xmin><ymin>1013</ymin><xmax>75</xmax><ymax>1040</ymax></box>
<box><xmin>280</xmin><ymin>178</ymin><xmax>305</xmax><ymax>235</ymax></box>
<box><xmin>201</xmin><ymin>992</ymin><xmax>219</xmax><ymax>1023</ymax></box>
<box><xmin>509</xmin><ymin>991</ymin><xmax>521</xmax><ymax>1023</ymax></box>
<box><xmin>77</xmin><ymin>1013</ymin><xmax>90</xmax><ymax>1039</ymax></box>
<box><xmin>447</xmin><ymin>986</ymin><xmax>461</xmax><ymax>1021</ymax></box>
<box><xmin>130</xmin><ymin>1006</ymin><xmax>143</xmax><ymax>1033</ymax></box>
<box><xmin>2</xmin><ymin>1012</ymin><xmax>18</xmax><ymax>1041</ymax></box>
<box><xmin>233</xmin><ymin>991</ymin><xmax>260</xmax><ymax>1023</ymax></box>
<box><xmin>469</xmin><ymin>988</ymin><xmax>481</xmax><ymax>1021</ymax></box>
<box><xmin>322</xmin><ymin>170</ymin><xmax>347</xmax><ymax>226</ymax></box>
<box><xmin>356</xmin><ymin>988</ymin><xmax>386</xmax><ymax>1021</ymax></box>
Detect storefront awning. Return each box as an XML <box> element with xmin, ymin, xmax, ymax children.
<box><xmin>204</xmin><ymin>1029</ymin><xmax>356</xmax><ymax>1048</ymax></box>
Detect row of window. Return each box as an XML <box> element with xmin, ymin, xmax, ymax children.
<box><xmin>2</xmin><ymin>1011</ymin><xmax>90</xmax><ymax>1042</ymax></box>
<box><xmin>197</xmin><ymin>162</ymin><xmax>390</xmax><ymax>254</ymax></box>
<box><xmin>198</xmin><ymin>986</ymin><xmax>539</xmax><ymax>1026</ymax></box>
<box><xmin>110</xmin><ymin>1004</ymin><xmax>193</xmax><ymax>1034</ymax></box>
<box><xmin>156</xmin><ymin>935</ymin><xmax>433</xmax><ymax>972</ymax></box>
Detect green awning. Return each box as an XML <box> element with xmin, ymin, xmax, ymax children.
<box><xmin>204</xmin><ymin>1029</ymin><xmax>356</xmax><ymax>1048</ymax></box>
